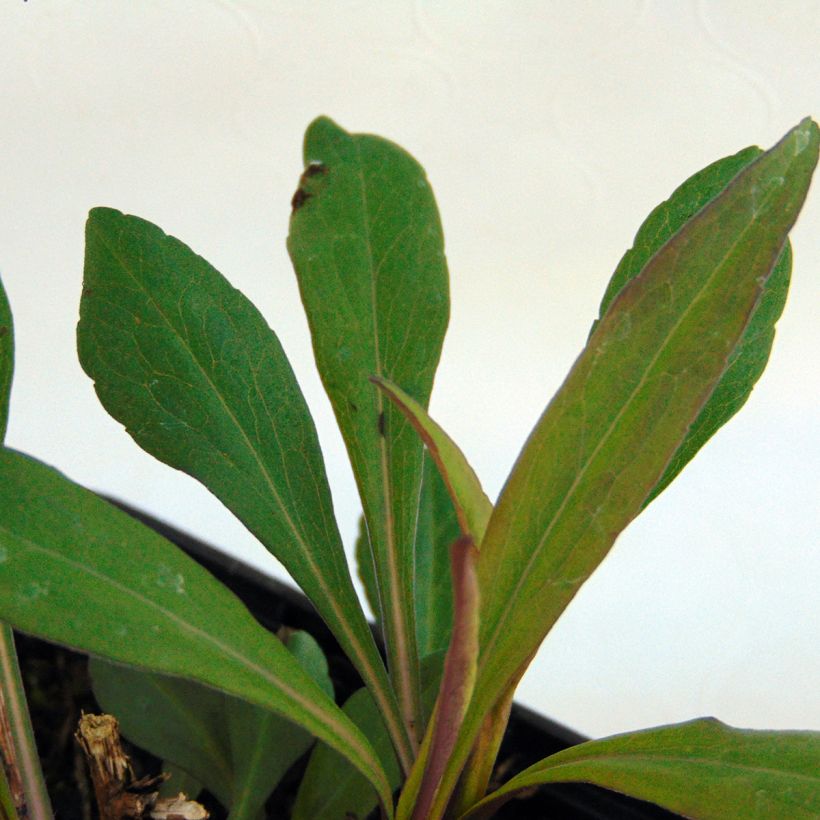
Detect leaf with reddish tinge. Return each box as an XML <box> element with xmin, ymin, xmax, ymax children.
<box><xmin>372</xmin><ymin>377</ymin><xmax>492</xmax><ymax>543</ymax></box>
<box><xmin>410</xmin><ymin>536</ymin><xmax>479</xmax><ymax>820</ymax></box>
<box><xmin>427</xmin><ymin>118</ymin><xmax>820</xmax><ymax>819</ymax></box>
<box><xmin>590</xmin><ymin>146</ymin><xmax>793</xmax><ymax>508</ymax></box>
<box><xmin>0</xmin><ymin>275</ymin><xmax>12</xmax><ymax>440</ymax></box>
<box><xmin>461</xmin><ymin>719</ymin><xmax>820</xmax><ymax>820</ymax></box>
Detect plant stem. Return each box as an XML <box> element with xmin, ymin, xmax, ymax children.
<box><xmin>0</xmin><ymin>623</ymin><xmax>53</xmax><ymax>819</ymax></box>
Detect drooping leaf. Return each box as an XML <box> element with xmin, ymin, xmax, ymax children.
<box><xmin>91</xmin><ymin>630</ymin><xmax>333</xmax><ymax>816</ymax></box>
<box><xmin>287</xmin><ymin>116</ymin><xmax>450</xmax><ymax>739</ymax></box>
<box><xmin>590</xmin><ymin>146</ymin><xmax>793</xmax><ymax>507</ymax></box>
<box><xmin>430</xmin><ymin>118</ymin><xmax>820</xmax><ymax>818</ymax></box>
<box><xmin>77</xmin><ymin>207</ymin><xmax>404</xmax><ymax>766</ymax></box>
<box><xmin>372</xmin><ymin>377</ymin><xmax>492</xmax><ymax>543</ymax></box>
<box><xmin>461</xmin><ymin>719</ymin><xmax>820</xmax><ymax>820</ymax></box>
<box><xmin>0</xmin><ymin>450</ymin><xmax>394</xmax><ymax>816</ymax></box>
<box><xmin>0</xmin><ymin>275</ymin><xmax>12</xmax><ymax>440</ymax></box>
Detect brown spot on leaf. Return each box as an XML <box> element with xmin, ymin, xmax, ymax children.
<box><xmin>0</xmin><ymin>326</ymin><xmax>7</xmax><ymax>338</ymax></box>
<box><xmin>378</xmin><ymin>411</ymin><xmax>386</xmax><ymax>437</ymax></box>
<box><xmin>302</xmin><ymin>162</ymin><xmax>327</xmax><ymax>179</ymax></box>
<box><xmin>291</xmin><ymin>188</ymin><xmax>312</xmax><ymax>211</ymax></box>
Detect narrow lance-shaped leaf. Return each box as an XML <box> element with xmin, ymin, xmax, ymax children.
<box><xmin>288</xmin><ymin>117</ymin><xmax>450</xmax><ymax>739</ymax></box>
<box><xmin>372</xmin><ymin>376</ymin><xmax>492</xmax><ymax>543</ymax></box>
<box><xmin>407</xmin><ymin>537</ymin><xmax>479</xmax><ymax>820</ymax></box>
<box><xmin>413</xmin><ymin>454</ymin><xmax>460</xmax><ymax>659</ymax></box>
<box><xmin>0</xmin><ymin>450</ymin><xmax>394</xmax><ymax>816</ymax></box>
<box><xmin>461</xmin><ymin>719</ymin><xmax>820</xmax><ymax>820</ymax></box>
<box><xmin>429</xmin><ymin>118</ymin><xmax>820</xmax><ymax>818</ymax></box>
<box><xmin>589</xmin><ymin>146</ymin><xmax>793</xmax><ymax>507</ymax></box>
<box><xmin>91</xmin><ymin>630</ymin><xmax>333</xmax><ymax>817</ymax></box>
<box><xmin>77</xmin><ymin>208</ymin><xmax>407</xmax><ymax>769</ymax></box>
<box><xmin>356</xmin><ymin>452</ymin><xmax>465</xmax><ymax>661</ymax></box>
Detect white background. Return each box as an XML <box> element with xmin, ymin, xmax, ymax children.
<box><xmin>1</xmin><ymin>1</ymin><xmax>817</xmax><ymax>739</ymax></box>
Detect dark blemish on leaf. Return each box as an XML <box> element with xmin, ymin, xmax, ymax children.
<box><xmin>378</xmin><ymin>411</ymin><xmax>386</xmax><ymax>437</ymax></box>
<box><xmin>349</xmin><ymin>401</ymin><xmax>358</xmax><ymax>412</ymax></box>
<box><xmin>291</xmin><ymin>188</ymin><xmax>312</xmax><ymax>211</ymax></box>
<box><xmin>82</xmin><ymin>287</ymin><xmax>94</xmax><ymax>298</ymax></box>
<box><xmin>302</xmin><ymin>162</ymin><xmax>327</xmax><ymax>179</ymax></box>
<box><xmin>0</xmin><ymin>326</ymin><xmax>7</xmax><ymax>338</ymax></box>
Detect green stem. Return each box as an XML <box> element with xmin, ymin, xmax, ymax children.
<box><xmin>0</xmin><ymin>623</ymin><xmax>53</xmax><ymax>819</ymax></box>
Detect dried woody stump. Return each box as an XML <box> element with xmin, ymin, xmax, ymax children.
<box><xmin>75</xmin><ymin>714</ymin><xmax>207</xmax><ymax>820</ymax></box>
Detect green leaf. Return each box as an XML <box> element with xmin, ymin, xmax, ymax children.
<box><xmin>590</xmin><ymin>146</ymin><xmax>793</xmax><ymax>507</ymax></box>
<box><xmin>0</xmin><ymin>449</ymin><xmax>394</xmax><ymax>816</ymax></box>
<box><xmin>355</xmin><ymin>453</ymin><xmax>461</xmax><ymax>661</ymax></box>
<box><xmin>91</xmin><ymin>630</ymin><xmax>333</xmax><ymax>817</ymax></box>
<box><xmin>372</xmin><ymin>377</ymin><xmax>492</xmax><ymax>543</ymax></box>
<box><xmin>411</xmin><ymin>537</ymin><xmax>480</xmax><ymax>820</ymax></box>
<box><xmin>287</xmin><ymin>116</ymin><xmax>450</xmax><ymax>739</ymax></box>
<box><xmin>414</xmin><ymin>454</ymin><xmax>461</xmax><ymax>658</ymax></box>
<box><xmin>460</xmin><ymin>719</ymin><xmax>820</xmax><ymax>820</ymax></box>
<box><xmin>430</xmin><ymin>118</ymin><xmax>820</xmax><ymax>818</ymax></box>
<box><xmin>292</xmin><ymin>687</ymin><xmax>402</xmax><ymax>820</ymax></box>
<box><xmin>77</xmin><ymin>206</ymin><xmax>403</xmax><ymax>768</ymax></box>
<box><xmin>0</xmin><ymin>275</ymin><xmax>12</xmax><ymax>441</ymax></box>
<box><xmin>293</xmin><ymin>653</ymin><xmax>445</xmax><ymax>820</ymax></box>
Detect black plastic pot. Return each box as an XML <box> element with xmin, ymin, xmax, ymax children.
<box><xmin>16</xmin><ymin>503</ymin><xmax>681</xmax><ymax>819</ymax></box>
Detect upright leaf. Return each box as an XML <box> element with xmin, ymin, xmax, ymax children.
<box><xmin>0</xmin><ymin>275</ymin><xmax>12</xmax><ymax>440</ymax></box>
<box><xmin>372</xmin><ymin>377</ymin><xmax>492</xmax><ymax>543</ymax></box>
<box><xmin>0</xmin><ymin>450</ymin><xmax>393</xmax><ymax>815</ymax></box>
<box><xmin>461</xmin><ymin>720</ymin><xmax>820</xmax><ymax>820</ymax></box>
<box><xmin>411</xmin><ymin>537</ymin><xmax>479</xmax><ymax>820</ymax></box>
<box><xmin>414</xmin><ymin>454</ymin><xmax>460</xmax><ymax>658</ymax></box>
<box><xmin>430</xmin><ymin>119</ymin><xmax>820</xmax><ymax>817</ymax></box>
<box><xmin>287</xmin><ymin>117</ymin><xmax>450</xmax><ymax>738</ymax></box>
<box><xmin>91</xmin><ymin>631</ymin><xmax>333</xmax><ymax>816</ymax></box>
<box><xmin>77</xmin><ymin>208</ymin><xmax>406</xmax><ymax>768</ymax></box>
<box><xmin>590</xmin><ymin>146</ymin><xmax>793</xmax><ymax>506</ymax></box>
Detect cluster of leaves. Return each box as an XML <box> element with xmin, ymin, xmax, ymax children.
<box><xmin>0</xmin><ymin>116</ymin><xmax>819</xmax><ymax>819</ymax></box>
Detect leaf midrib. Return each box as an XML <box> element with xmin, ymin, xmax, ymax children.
<box><xmin>352</xmin><ymin>142</ymin><xmax>416</xmax><ymax>733</ymax></box>
<box><xmin>88</xmin><ymin>221</ymin><xmax>381</xmax><ymax>706</ymax></box>
<box><xmin>478</xmin><ymin>174</ymin><xmax>786</xmax><ymax>675</ymax></box>
<box><xmin>533</xmin><ymin>749</ymin><xmax>820</xmax><ymax>785</ymax></box>
<box><xmin>0</xmin><ymin>517</ymin><xmax>381</xmax><ymax>781</ymax></box>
